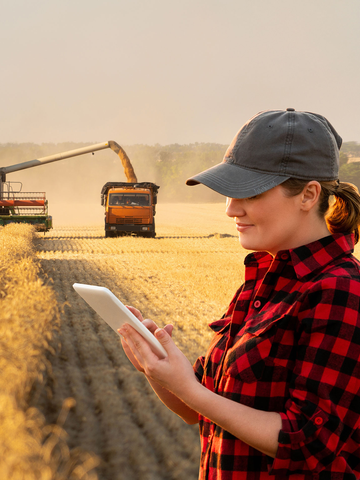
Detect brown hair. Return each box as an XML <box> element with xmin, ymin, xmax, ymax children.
<box><xmin>281</xmin><ymin>178</ymin><xmax>360</xmax><ymax>244</ymax></box>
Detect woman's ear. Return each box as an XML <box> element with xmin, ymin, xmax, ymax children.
<box><xmin>300</xmin><ymin>181</ymin><xmax>322</xmax><ymax>212</ymax></box>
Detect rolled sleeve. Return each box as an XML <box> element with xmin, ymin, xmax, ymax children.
<box><xmin>194</xmin><ymin>355</ymin><xmax>205</xmax><ymax>383</ymax></box>
<box><xmin>270</xmin><ymin>276</ymin><xmax>360</xmax><ymax>476</ymax></box>
<box><xmin>270</xmin><ymin>410</ymin><xmax>333</xmax><ymax>475</ymax></box>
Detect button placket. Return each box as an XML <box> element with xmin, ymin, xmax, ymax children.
<box><xmin>254</xmin><ymin>256</ymin><xmax>289</xmax><ymax>306</ymax></box>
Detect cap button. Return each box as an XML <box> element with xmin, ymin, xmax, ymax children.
<box><xmin>286</xmin><ymin>108</ymin><xmax>295</xmax><ymax>111</ymax></box>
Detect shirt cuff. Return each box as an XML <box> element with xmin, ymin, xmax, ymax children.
<box><xmin>268</xmin><ymin>410</ymin><xmax>332</xmax><ymax>476</ymax></box>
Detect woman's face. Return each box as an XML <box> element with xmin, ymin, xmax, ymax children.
<box><xmin>226</xmin><ymin>185</ymin><xmax>308</xmax><ymax>255</ymax></box>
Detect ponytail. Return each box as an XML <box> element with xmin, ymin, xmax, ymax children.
<box><xmin>321</xmin><ymin>181</ymin><xmax>360</xmax><ymax>244</ymax></box>
<box><xmin>282</xmin><ymin>178</ymin><xmax>360</xmax><ymax>244</ymax></box>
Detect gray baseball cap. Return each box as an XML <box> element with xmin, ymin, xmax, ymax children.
<box><xmin>186</xmin><ymin>108</ymin><xmax>342</xmax><ymax>198</ymax></box>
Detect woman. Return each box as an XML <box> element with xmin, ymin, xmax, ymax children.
<box><xmin>119</xmin><ymin>109</ymin><xmax>360</xmax><ymax>479</ymax></box>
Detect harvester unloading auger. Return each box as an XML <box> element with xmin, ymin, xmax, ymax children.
<box><xmin>0</xmin><ymin>141</ymin><xmax>143</xmax><ymax>232</ymax></box>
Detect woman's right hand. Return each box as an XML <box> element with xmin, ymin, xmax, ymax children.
<box><xmin>120</xmin><ymin>306</ymin><xmax>173</xmax><ymax>373</ymax></box>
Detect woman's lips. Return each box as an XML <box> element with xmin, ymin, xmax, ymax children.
<box><xmin>236</xmin><ymin>223</ymin><xmax>254</xmax><ymax>232</ymax></box>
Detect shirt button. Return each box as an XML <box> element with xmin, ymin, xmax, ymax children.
<box><xmin>208</xmin><ymin>433</ymin><xmax>213</xmax><ymax>441</ymax></box>
<box><xmin>254</xmin><ymin>300</ymin><xmax>262</xmax><ymax>309</ymax></box>
<box><xmin>314</xmin><ymin>417</ymin><xmax>323</xmax><ymax>425</ymax></box>
<box><xmin>281</xmin><ymin>253</ymin><xmax>289</xmax><ymax>261</ymax></box>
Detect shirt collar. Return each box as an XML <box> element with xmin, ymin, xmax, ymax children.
<box><xmin>287</xmin><ymin>233</ymin><xmax>354</xmax><ymax>280</ymax></box>
<box><xmin>243</xmin><ymin>233</ymin><xmax>355</xmax><ymax>280</ymax></box>
<box><xmin>244</xmin><ymin>250</ymin><xmax>271</xmax><ymax>266</ymax></box>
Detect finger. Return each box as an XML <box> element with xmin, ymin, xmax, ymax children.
<box><xmin>120</xmin><ymin>333</ymin><xmax>133</xmax><ymax>356</ymax></box>
<box><xmin>118</xmin><ymin>324</ymin><xmax>143</xmax><ymax>366</ymax></box>
<box><xmin>121</xmin><ymin>337</ymin><xmax>133</xmax><ymax>356</ymax></box>
<box><xmin>120</xmin><ymin>330</ymin><xmax>146</xmax><ymax>367</ymax></box>
<box><xmin>120</xmin><ymin>338</ymin><xmax>145</xmax><ymax>372</ymax></box>
<box><xmin>164</xmin><ymin>324</ymin><xmax>174</xmax><ymax>336</ymax></box>
<box><xmin>120</xmin><ymin>335</ymin><xmax>137</xmax><ymax>359</ymax></box>
<box><xmin>125</xmin><ymin>308</ymin><xmax>158</xmax><ymax>334</ymax></box>
<box><xmin>142</xmin><ymin>319</ymin><xmax>159</xmax><ymax>334</ymax></box>
<box><xmin>154</xmin><ymin>327</ymin><xmax>177</xmax><ymax>353</ymax></box>
<box><xmin>121</xmin><ymin>337</ymin><xmax>135</xmax><ymax>359</ymax></box>
<box><xmin>120</xmin><ymin>324</ymin><xmax>158</xmax><ymax>364</ymax></box>
<box><xmin>125</xmin><ymin>306</ymin><xmax>144</xmax><ymax>321</ymax></box>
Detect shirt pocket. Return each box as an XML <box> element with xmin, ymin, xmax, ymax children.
<box><xmin>222</xmin><ymin>314</ymin><xmax>293</xmax><ymax>385</ymax></box>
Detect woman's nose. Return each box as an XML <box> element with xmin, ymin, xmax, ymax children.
<box><xmin>226</xmin><ymin>198</ymin><xmax>245</xmax><ymax>218</ymax></box>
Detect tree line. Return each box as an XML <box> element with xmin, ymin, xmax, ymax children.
<box><xmin>1</xmin><ymin>141</ymin><xmax>359</xmax><ymax>203</ymax></box>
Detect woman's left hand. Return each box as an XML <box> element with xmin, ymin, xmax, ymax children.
<box><xmin>118</xmin><ymin>323</ymin><xmax>198</xmax><ymax>398</ymax></box>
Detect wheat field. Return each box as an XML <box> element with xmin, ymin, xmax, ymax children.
<box><xmin>4</xmin><ymin>202</ymin><xmax>359</xmax><ymax>480</ymax></box>
<box><xmin>34</xmin><ymin>202</ymin><xmax>244</xmax><ymax>480</ymax></box>
<box><xmin>0</xmin><ymin>223</ymin><xmax>99</xmax><ymax>480</ymax></box>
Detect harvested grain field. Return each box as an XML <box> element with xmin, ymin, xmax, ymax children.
<box><xmin>35</xmin><ymin>202</ymin><xmax>245</xmax><ymax>480</ymax></box>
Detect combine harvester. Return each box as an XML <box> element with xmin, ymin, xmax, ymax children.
<box><xmin>0</xmin><ymin>141</ymin><xmax>159</xmax><ymax>237</ymax></box>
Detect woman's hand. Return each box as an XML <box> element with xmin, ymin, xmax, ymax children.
<box><xmin>120</xmin><ymin>306</ymin><xmax>173</xmax><ymax>373</ymax></box>
<box><xmin>119</xmin><ymin>322</ymin><xmax>198</xmax><ymax>399</ymax></box>
<box><xmin>120</xmin><ymin>309</ymin><xmax>281</xmax><ymax>456</ymax></box>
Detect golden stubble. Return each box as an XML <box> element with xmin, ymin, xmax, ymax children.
<box><xmin>0</xmin><ymin>223</ymin><xmax>99</xmax><ymax>480</ymax></box>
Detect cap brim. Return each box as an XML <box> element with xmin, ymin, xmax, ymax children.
<box><xmin>186</xmin><ymin>162</ymin><xmax>290</xmax><ymax>199</ymax></box>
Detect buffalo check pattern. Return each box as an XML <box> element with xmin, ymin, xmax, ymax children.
<box><xmin>194</xmin><ymin>234</ymin><xmax>360</xmax><ymax>480</ymax></box>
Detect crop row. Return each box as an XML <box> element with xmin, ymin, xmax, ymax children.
<box><xmin>0</xmin><ymin>224</ymin><xmax>99</xmax><ymax>480</ymax></box>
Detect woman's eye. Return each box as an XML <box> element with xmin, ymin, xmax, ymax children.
<box><xmin>248</xmin><ymin>195</ymin><xmax>259</xmax><ymax>200</ymax></box>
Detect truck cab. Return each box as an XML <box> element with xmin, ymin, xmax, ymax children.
<box><xmin>101</xmin><ymin>182</ymin><xmax>159</xmax><ymax>237</ymax></box>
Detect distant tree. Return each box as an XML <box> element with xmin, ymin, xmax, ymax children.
<box><xmin>339</xmin><ymin>151</ymin><xmax>349</xmax><ymax>167</ymax></box>
<box><xmin>341</xmin><ymin>141</ymin><xmax>360</xmax><ymax>158</ymax></box>
<box><xmin>339</xmin><ymin>162</ymin><xmax>360</xmax><ymax>191</ymax></box>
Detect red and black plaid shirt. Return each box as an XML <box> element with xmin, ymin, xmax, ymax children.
<box><xmin>194</xmin><ymin>234</ymin><xmax>360</xmax><ymax>480</ymax></box>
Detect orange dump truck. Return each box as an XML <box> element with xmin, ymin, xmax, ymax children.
<box><xmin>101</xmin><ymin>182</ymin><xmax>160</xmax><ymax>238</ymax></box>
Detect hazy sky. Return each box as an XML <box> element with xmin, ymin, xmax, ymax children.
<box><xmin>1</xmin><ymin>0</ymin><xmax>359</xmax><ymax>146</ymax></box>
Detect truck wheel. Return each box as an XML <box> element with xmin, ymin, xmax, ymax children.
<box><xmin>149</xmin><ymin>220</ymin><xmax>156</xmax><ymax>238</ymax></box>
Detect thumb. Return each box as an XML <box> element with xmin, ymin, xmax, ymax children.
<box><xmin>154</xmin><ymin>327</ymin><xmax>174</xmax><ymax>350</ymax></box>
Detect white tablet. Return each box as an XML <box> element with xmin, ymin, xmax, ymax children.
<box><xmin>73</xmin><ymin>283</ymin><xmax>167</xmax><ymax>359</ymax></box>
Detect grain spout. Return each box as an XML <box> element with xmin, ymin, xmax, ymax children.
<box><xmin>108</xmin><ymin>141</ymin><xmax>137</xmax><ymax>183</ymax></box>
